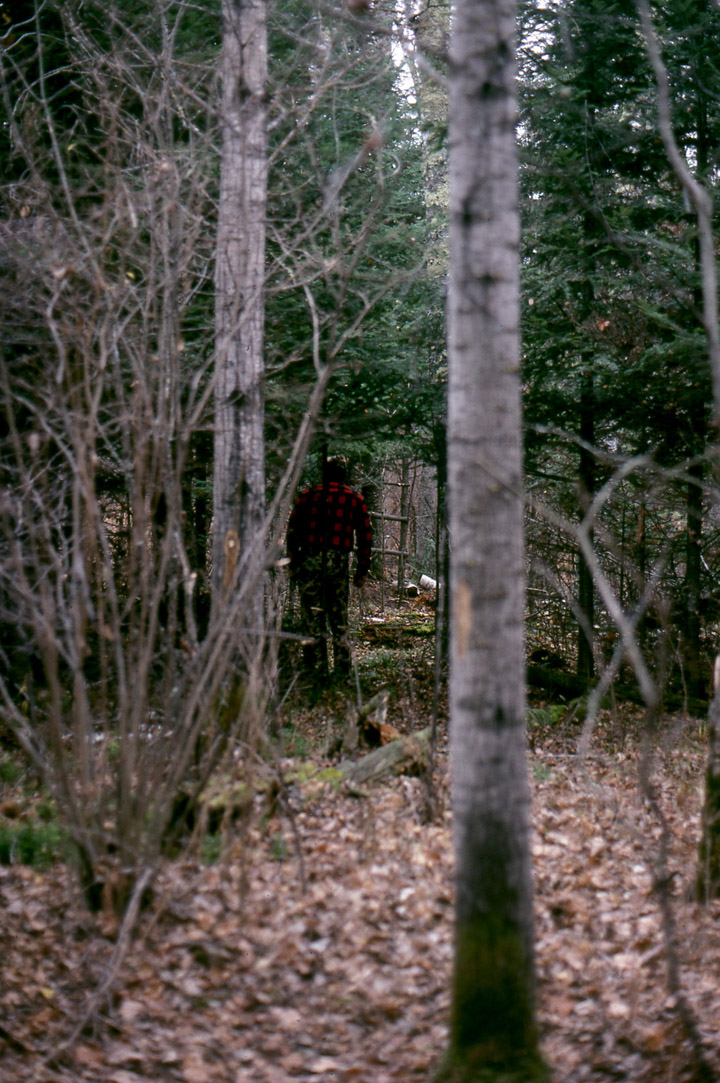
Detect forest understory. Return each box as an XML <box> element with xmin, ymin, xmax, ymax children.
<box><xmin>1</xmin><ymin>621</ymin><xmax>719</xmax><ymax>1083</ymax></box>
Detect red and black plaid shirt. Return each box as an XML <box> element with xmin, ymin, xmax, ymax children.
<box><xmin>287</xmin><ymin>482</ymin><xmax>373</xmax><ymax>580</ymax></box>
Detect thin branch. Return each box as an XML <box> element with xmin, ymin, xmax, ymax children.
<box><xmin>44</xmin><ymin>864</ymin><xmax>157</xmax><ymax>1064</ymax></box>
<box><xmin>637</xmin><ymin>0</ymin><xmax>720</xmax><ymax>428</ymax></box>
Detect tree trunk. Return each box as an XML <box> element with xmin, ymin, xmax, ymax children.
<box><xmin>408</xmin><ymin>0</ymin><xmax>450</xmax><ymax>280</ymax></box>
<box><xmin>213</xmin><ymin>0</ymin><xmax>268</xmax><ymax>619</ymax></box>
<box><xmin>577</xmin><ymin>374</ymin><xmax>595</xmax><ymax>680</ymax></box>
<box><xmin>397</xmin><ymin>457</ymin><xmax>410</xmax><ymax>602</ymax></box>
<box><xmin>683</xmin><ymin>464</ymin><xmax>704</xmax><ymax>698</ymax></box>
<box><xmin>682</xmin><ymin>89</ymin><xmax>708</xmax><ymax>701</ymax></box>
<box><xmin>441</xmin><ymin>0</ymin><xmax>545</xmax><ymax>1077</ymax></box>
<box><xmin>698</xmin><ymin>656</ymin><xmax>720</xmax><ymax>901</ymax></box>
<box><xmin>434</xmin><ymin>420</ymin><xmax>450</xmax><ymax>666</ymax></box>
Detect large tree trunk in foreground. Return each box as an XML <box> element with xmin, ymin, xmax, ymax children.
<box><xmin>440</xmin><ymin>0</ymin><xmax>545</xmax><ymax>1078</ymax></box>
<box><xmin>213</xmin><ymin>0</ymin><xmax>268</xmax><ymax>619</ymax></box>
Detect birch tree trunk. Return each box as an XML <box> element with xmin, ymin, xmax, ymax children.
<box><xmin>440</xmin><ymin>0</ymin><xmax>546</xmax><ymax>1077</ymax></box>
<box><xmin>213</xmin><ymin>0</ymin><xmax>268</xmax><ymax>618</ymax></box>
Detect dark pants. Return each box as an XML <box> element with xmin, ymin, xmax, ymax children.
<box><xmin>293</xmin><ymin>550</ymin><xmax>352</xmax><ymax>678</ymax></box>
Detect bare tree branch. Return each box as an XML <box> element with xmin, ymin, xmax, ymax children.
<box><xmin>637</xmin><ymin>0</ymin><xmax>720</xmax><ymax>427</ymax></box>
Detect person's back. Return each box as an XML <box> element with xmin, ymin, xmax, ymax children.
<box><xmin>287</xmin><ymin>474</ymin><xmax>372</xmax><ymax>581</ymax></box>
<box><xmin>287</xmin><ymin>461</ymin><xmax>372</xmax><ymax>680</ymax></box>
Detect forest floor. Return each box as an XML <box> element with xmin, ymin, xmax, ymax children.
<box><xmin>1</xmin><ymin>593</ymin><xmax>720</xmax><ymax>1083</ymax></box>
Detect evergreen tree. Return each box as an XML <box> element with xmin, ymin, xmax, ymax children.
<box><xmin>519</xmin><ymin>0</ymin><xmax>720</xmax><ymax>692</ymax></box>
<box><xmin>264</xmin><ymin>0</ymin><xmax>437</xmax><ymax>484</ymax></box>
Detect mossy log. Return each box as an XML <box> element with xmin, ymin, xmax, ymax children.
<box><xmin>360</xmin><ymin>620</ymin><xmax>435</xmax><ymax>645</ymax></box>
<box><xmin>336</xmin><ymin>726</ymin><xmax>432</xmax><ymax>785</ymax></box>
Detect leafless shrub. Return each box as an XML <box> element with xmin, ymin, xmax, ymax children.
<box><xmin>0</xmin><ymin>0</ymin><xmax>418</xmax><ymax>919</ymax></box>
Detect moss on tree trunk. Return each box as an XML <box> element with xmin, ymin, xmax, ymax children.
<box><xmin>452</xmin><ymin>917</ymin><xmax>537</xmax><ymax>1053</ymax></box>
<box><xmin>434</xmin><ymin>1058</ymin><xmax>549</xmax><ymax>1083</ymax></box>
<box><xmin>432</xmin><ymin>904</ymin><xmax>550</xmax><ymax>1083</ymax></box>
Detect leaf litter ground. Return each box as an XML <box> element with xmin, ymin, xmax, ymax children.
<box><xmin>1</xmin><ymin>659</ymin><xmax>719</xmax><ymax>1081</ymax></box>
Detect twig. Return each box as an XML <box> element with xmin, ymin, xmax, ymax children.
<box><xmin>638</xmin><ymin>741</ymin><xmax>716</xmax><ymax>1082</ymax></box>
<box><xmin>274</xmin><ymin>762</ymin><xmax>307</xmax><ymax>895</ymax></box>
<box><xmin>44</xmin><ymin>864</ymin><xmax>156</xmax><ymax>1067</ymax></box>
<box><xmin>636</xmin><ymin>0</ymin><xmax>720</xmax><ymax>428</ymax></box>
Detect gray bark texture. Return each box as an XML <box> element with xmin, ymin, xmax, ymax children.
<box><xmin>442</xmin><ymin>0</ymin><xmax>544</xmax><ymax>1075</ymax></box>
<box><xmin>213</xmin><ymin>0</ymin><xmax>268</xmax><ymax>614</ymax></box>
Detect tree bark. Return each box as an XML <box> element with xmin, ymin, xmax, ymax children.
<box><xmin>577</xmin><ymin>374</ymin><xmax>595</xmax><ymax>680</ymax></box>
<box><xmin>682</xmin><ymin>463</ymin><xmax>704</xmax><ymax>697</ymax></box>
<box><xmin>441</xmin><ymin>0</ymin><xmax>545</xmax><ymax>1077</ymax></box>
<box><xmin>697</xmin><ymin>656</ymin><xmax>720</xmax><ymax>901</ymax></box>
<box><xmin>213</xmin><ymin>0</ymin><xmax>268</xmax><ymax>619</ymax></box>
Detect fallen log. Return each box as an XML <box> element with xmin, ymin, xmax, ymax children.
<box><xmin>336</xmin><ymin>726</ymin><xmax>432</xmax><ymax>785</ymax></box>
<box><xmin>361</xmin><ymin>620</ymin><xmax>435</xmax><ymax>645</ymax></box>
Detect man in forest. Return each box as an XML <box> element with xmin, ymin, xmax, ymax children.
<box><xmin>287</xmin><ymin>459</ymin><xmax>372</xmax><ymax>681</ymax></box>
